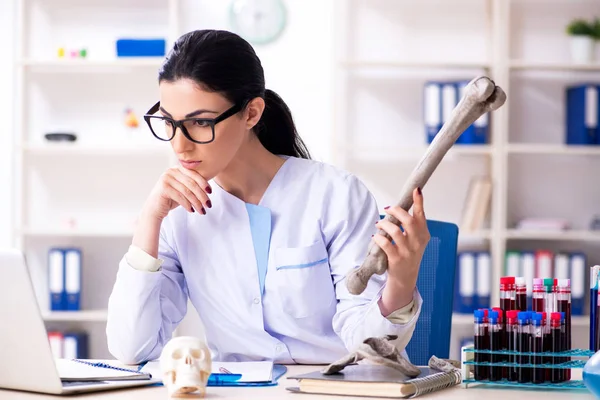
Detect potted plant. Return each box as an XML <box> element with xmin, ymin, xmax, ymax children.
<box><xmin>566</xmin><ymin>18</ymin><xmax>595</xmax><ymax>63</ymax></box>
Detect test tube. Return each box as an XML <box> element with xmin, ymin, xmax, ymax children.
<box><xmin>488</xmin><ymin>311</ymin><xmax>502</xmax><ymax>381</ymax></box>
<box><xmin>531</xmin><ymin>312</ymin><xmax>545</xmax><ymax>384</ymax></box>
<box><xmin>515</xmin><ymin>277</ymin><xmax>527</xmax><ymax>311</ymax></box>
<box><xmin>543</xmin><ymin>312</ymin><xmax>551</xmax><ymax>382</ymax></box>
<box><xmin>517</xmin><ymin>311</ymin><xmax>531</xmax><ymax>383</ymax></box>
<box><xmin>473</xmin><ymin>310</ymin><xmax>489</xmax><ymax>381</ymax></box>
<box><xmin>550</xmin><ymin>312</ymin><xmax>562</xmax><ymax>383</ymax></box>
<box><xmin>557</xmin><ymin>279</ymin><xmax>571</xmax><ymax>381</ymax></box>
<box><xmin>500</xmin><ymin>277</ymin><xmax>516</xmax><ymax>317</ymax></box>
<box><xmin>506</xmin><ymin>310</ymin><xmax>519</xmax><ymax>381</ymax></box>
<box><xmin>532</xmin><ymin>278</ymin><xmax>545</xmax><ymax>313</ymax></box>
<box><xmin>544</xmin><ymin>278</ymin><xmax>555</xmax><ymax>327</ymax></box>
<box><xmin>491</xmin><ymin>307</ymin><xmax>507</xmax><ymax>378</ymax></box>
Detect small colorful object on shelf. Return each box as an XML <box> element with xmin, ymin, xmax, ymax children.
<box><xmin>57</xmin><ymin>47</ymin><xmax>65</xmax><ymax>58</ymax></box>
<box><xmin>124</xmin><ymin>108</ymin><xmax>139</xmax><ymax>129</ymax></box>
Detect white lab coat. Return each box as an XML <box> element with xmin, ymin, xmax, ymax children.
<box><xmin>106</xmin><ymin>156</ymin><xmax>423</xmax><ymax>364</ymax></box>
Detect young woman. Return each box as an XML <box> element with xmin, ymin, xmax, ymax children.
<box><xmin>106</xmin><ymin>29</ymin><xmax>430</xmax><ymax>365</ymax></box>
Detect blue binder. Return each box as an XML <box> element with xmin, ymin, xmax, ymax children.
<box><xmin>424</xmin><ymin>81</ymin><xmax>443</xmax><ymax>143</ymax></box>
<box><xmin>48</xmin><ymin>248</ymin><xmax>66</xmax><ymax>311</ymax></box>
<box><xmin>566</xmin><ymin>84</ymin><xmax>600</xmax><ymax>145</ymax></box>
<box><xmin>570</xmin><ymin>252</ymin><xmax>586</xmax><ymax>316</ymax></box>
<box><xmin>64</xmin><ymin>248</ymin><xmax>82</xmax><ymax>311</ymax></box>
<box><xmin>475</xmin><ymin>251</ymin><xmax>491</xmax><ymax>310</ymax></box>
<box><xmin>454</xmin><ymin>252</ymin><xmax>476</xmax><ymax>313</ymax></box>
<box><xmin>456</xmin><ymin>80</ymin><xmax>489</xmax><ymax>144</ymax></box>
<box><xmin>64</xmin><ymin>331</ymin><xmax>89</xmax><ymax>359</ymax></box>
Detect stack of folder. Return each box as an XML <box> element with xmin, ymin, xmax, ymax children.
<box><xmin>48</xmin><ymin>331</ymin><xmax>89</xmax><ymax>359</ymax></box>
<box><xmin>423</xmin><ymin>79</ymin><xmax>490</xmax><ymax>144</ymax></box>
<box><xmin>48</xmin><ymin>248</ymin><xmax>82</xmax><ymax>311</ymax></box>
<box><xmin>453</xmin><ymin>252</ymin><xmax>491</xmax><ymax>314</ymax></box>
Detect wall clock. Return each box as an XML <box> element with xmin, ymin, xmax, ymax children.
<box><xmin>229</xmin><ymin>0</ymin><xmax>287</xmax><ymax>45</ymax></box>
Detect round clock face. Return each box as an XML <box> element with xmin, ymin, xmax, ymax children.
<box><xmin>229</xmin><ymin>0</ymin><xmax>287</xmax><ymax>45</ymax></box>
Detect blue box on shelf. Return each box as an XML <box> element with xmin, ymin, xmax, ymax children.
<box><xmin>116</xmin><ymin>38</ymin><xmax>166</xmax><ymax>57</ymax></box>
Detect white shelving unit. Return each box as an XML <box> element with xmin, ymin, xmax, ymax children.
<box><xmin>333</xmin><ymin>0</ymin><xmax>600</xmax><ymax>360</ymax></box>
<box><xmin>12</xmin><ymin>0</ymin><xmax>181</xmax><ymax>359</ymax></box>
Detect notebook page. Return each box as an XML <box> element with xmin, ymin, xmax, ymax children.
<box><xmin>55</xmin><ymin>359</ymin><xmax>147</xmax><ymax>380</ymax></box>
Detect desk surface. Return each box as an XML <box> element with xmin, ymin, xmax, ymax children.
<box><xmin>0</xmin><ymin>365</ymin><xmax>595</xmax><ymax>399</ymax></box>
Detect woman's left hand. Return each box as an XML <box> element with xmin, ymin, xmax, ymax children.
<box><xmin>372</xmin><ymin>187</ymin><xmax>430</xmax><ymax>312</ymax></box>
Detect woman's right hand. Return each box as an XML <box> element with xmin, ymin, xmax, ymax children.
<box><xmin>143</xmin><ymin>166</ymin><xmax>212</xmax><ymax>221</ymax></box>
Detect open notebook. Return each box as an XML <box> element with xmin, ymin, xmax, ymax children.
<box><xmin>56</xmin><ymin>359</ymin><xmax>152</xmax><ymax>382</ymax></box>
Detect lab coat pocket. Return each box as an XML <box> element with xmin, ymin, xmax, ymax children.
<box><xmin>274</xmin><ymin>241</ymin><xmax>334</xmax><ymax>319</ymax></box>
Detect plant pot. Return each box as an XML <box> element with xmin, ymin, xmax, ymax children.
<box><xmin>570</xmin><ymin>35</ymin><xmax>595</xmax><ymax>63</ymax></box>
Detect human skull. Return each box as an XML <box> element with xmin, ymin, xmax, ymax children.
<box><xmin>159</xmin><ymin>336</ymin><xmax>212</xmax><ymax>398</ymax></box>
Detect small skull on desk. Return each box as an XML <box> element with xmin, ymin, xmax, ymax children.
<box><xmin>159</xmin><ymin>336</ymin><xmax>212</xmax><ymax>398</ymax></box>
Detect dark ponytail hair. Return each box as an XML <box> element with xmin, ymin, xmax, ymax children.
<box><xmin>158</xmin><ymin>29</ymin><xmax>311</xmax><ymax>159</ymax></box>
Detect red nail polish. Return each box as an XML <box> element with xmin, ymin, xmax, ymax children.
<box><xmin>191</xmin><ymin>207</ymin><xmax>195</xmax><ymax>213</ymax></box>
<box><xmin>384</xmin><ymin>206</ymin><xmax>390</xmax><ymax>210</ymax></box>
<box><xmin>206</xmin><ymin>200</ymin><xmax>212</xmax><ymax>208</ymax></box>
<box><xmin>205</xmin><ymin>186</ymin><xmax>212</xmax><ymax>194</ymax></box>
<box><xmin>201</xmin><ymin>208</ymin><xmax>206</xmax><ymax>215</ymax></box>
<box><xmin>417</xmin><ymin>187</ymin><xmax>422</xmax><ymax>195</ymax></box>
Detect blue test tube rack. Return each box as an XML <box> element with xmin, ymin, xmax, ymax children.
<box><xmin>460</xmin><ymin>345</ymin><xmax>593</xmax><ymax>390</ymax></box>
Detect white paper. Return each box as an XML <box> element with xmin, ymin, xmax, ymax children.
<box><xmin>140</xmin><ymin>360</ymin><xmax>273</xmax><ymax>383</ymax></box>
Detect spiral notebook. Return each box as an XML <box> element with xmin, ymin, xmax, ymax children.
<box><xmin>286</xmin><ymin>361</ymin><xmax>461</xmax><ymax>398</ymax></box>
<box><xmin>56</xmin><ymin>359</ymin><xmax>152</xmax><ymax>382</ymax></box>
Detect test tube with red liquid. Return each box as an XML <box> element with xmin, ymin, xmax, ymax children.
<box><xmin>473</xmin><ymin>309</ymin><xmax>489</xmax><ymax>381</ymax></box>
<box><xmin>531</xmin><ymin>312</ymin><xmax>545</xmax><ymax>384</ymax></box>
<box><xmin>557</xmin><ymin>279</ymin><xmax>571</xmax><ymax>381</ymax></box>
<box><xmin>515</xmin><ymin>277</ymin><xmax>527</xmax><ymax>311</ymax></box>
<box><xmin>550</xmin><ymin>312</ymin><xmax>563</xmax><ymax>383</ymax></box>
<box><xmin>506</xmin><ymin>310</ymin><xmax>519</xmax><ymax>381</ymax></box>
<box><xmin>532</xmin><ymin>278</ymin><xmax>545</xmax><ymax>313</ymax></box>
<box><xmin>500</xmin><ymin>277</ymin><xmax>515</xmax><ymax>319</ymax></box>
<box><xmin>517</xmin><ymin>311</ymin><xmax>531</xmax><ymax>383</ymax></box>
<box><xmin>488</xmin><ymin>311</ymin><xmax>502</xmax><ymax>381</ymax></box>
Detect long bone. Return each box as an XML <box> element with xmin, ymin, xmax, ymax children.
<box><xmin>346</xmin><ymin>76</ymin><xmax>507</xmax><ymax>295</ymax></box>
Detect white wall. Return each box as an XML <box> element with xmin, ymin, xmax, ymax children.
<box><xmin>0</xmin><ymin>0</ymin><xmax>15</xmax><ymax>249</ymax></box>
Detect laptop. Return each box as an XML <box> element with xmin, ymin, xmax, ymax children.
<box><xmin>0</xmin><ymin>249</ymin><xmax>159</xmax><ymax>394</ymax></box>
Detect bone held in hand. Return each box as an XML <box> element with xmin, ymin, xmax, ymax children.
<box><xmin>346</xmin><ymin>76</ymin><xmax>507</xmax><ymax>295</ymax></box>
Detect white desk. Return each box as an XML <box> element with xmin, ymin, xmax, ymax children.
<box><xmin>0</xmin><ymin>365</ymin><xmax>595</xmax><ymax>399</ymax></box>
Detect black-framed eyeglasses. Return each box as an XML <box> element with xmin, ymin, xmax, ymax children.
<box><xmin>143</xmin><ymin>101</ymin><xmax>243</xmax><ymax>144</ymax></box>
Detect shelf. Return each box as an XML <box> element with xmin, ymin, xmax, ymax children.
<box><xmin>42</xmin><ymin>310</ymin><xmax>108</xmax><ymax>322</ymax></box>
<box><xmin>459</xmin><ymin>230</ymin><xmax>492</xmax><ymax>241</ymax></box>
<box><xmin>506</xmin><ymin>229</ymin><xmax>600</xmax><ymax>242</ymax></box>
<box><xmin>19</xmin><ymin>227</ymin><xmax>134</xmax><ymax>237</ymax></box>
<box><xmin>19</xmin><ymin>58</ymin><xmax>164</xmax><ymax>72</ymax></box>
<box><xmin>339</xmin><ymin>60</ymin><xmax>491</xmax><ymax>70</ymax></box>
<box><xmin>510</xmin><ymin>60</ymin><xmax>600</xmax><ymax>72</ymax></box>
<box><xmin>349</xmin><ymin>144</ymin><xmax>492</xmax><ymax>162</ymax></box>
<box><xmin>21</xmin><ymin>143</ymin><xmax>170</xmax><ymax>156</ymax></box>
<box><xmin>508</xmin><ymin>144</ymin><xmax>600</xmax><ymax>155</ymax></box>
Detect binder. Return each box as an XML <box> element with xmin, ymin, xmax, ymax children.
<box><xmin>48</xmin><ymin>331</ymin><xmax>63</xmax><ymax>358</ymax></box>
<box><xmin>521</xmin><ymin>251</ymin><xmax>535</xmax><ymax>306</ymax></box>
<box><xmin>424</xmin><ymin>82</ymin><xmax>443</xmax><ymax>143</ymax></box>
<box><xmin>565</xmin><ymin>84</ymin><xmax>600</xmax><ymax>145</ymax></box>
<box><xmin>504</xmin><ymin>251</ymin><xmax>521</xmax><ymax>277</ymax></box>
<box><xmin>554</xmin><ymin>253</ymin><xmax>570</xmax><ymax>280</ymax></box>
<box><xmin>475</xmin><ymin>252</ymin><xmax>491</xmax><ymax>310</ymax></box>
<box><xmin>64</xmin><ymin>248</ymin><xmax>82</xmax><ymax>311</ymax></box>
<box><xmin>441</xmin><ymin>83</ymin><xmax>457</xmax><ymax>140</ymax></box>
<box><xmin>535</xmin><ymin>250</ymin><xmax>554</xmax><ymax>279</ymax></box>
<box><xmin>571</xmin><ymin>252</ymin><xmax>586</xmax><ymax>316</ymax></box>
<box><xmin>455</xmin><ymin>252</ymin><xmax>476</xmax><ymax>313</ymax></box>
<box><xmin>456</xmin><ymin>80</ymin><xmax>488</xmax><ymax>144</ymax></box>
<box><xmin>48</xmin><ymin>248</ymin><xmax>66</xmax><ymax>311</ymax></box>
<box><xmin>64</xmin><ymin>332</ymin><xmax>89</xmax><ymax>359</ymax></box>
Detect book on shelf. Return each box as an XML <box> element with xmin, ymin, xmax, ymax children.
<box><xmin>459</xmin><ymin>176</ymin><xmax>491</xmax><ymax>232</ymax></box>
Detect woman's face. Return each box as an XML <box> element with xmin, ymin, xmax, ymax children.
<box><xmin>158</xmin><ymin>78</ymin><xmax>262</xmax><ymax>180</ymax></box>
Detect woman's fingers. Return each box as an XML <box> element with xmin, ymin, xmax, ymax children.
<box><xmin>172</xmin><ymin>170</ymin><xmax>211</xmax><ymax>209</ymax></box>
<box><xmin>178</xmin><ymin>166</ymin><xmax>212</xmax><ymax>195</ymax></box>
<box><xmin>163</xmin><ymin>185</ymin><xmax>194</xmax><ymax>213</ymax></box>
<box><xmin>165</xmin><ymin>175</ymin><xmax>205</xmax><ymax>214</ymax></box>
<box><xmin>376</xmin><ymin>219</ymin><xmax>406</xmax><ymax>247</ymax></box>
